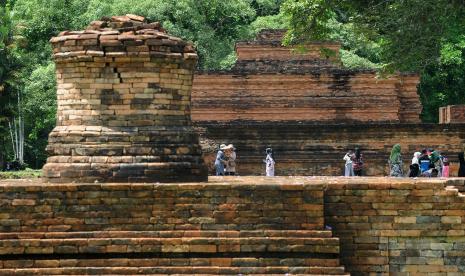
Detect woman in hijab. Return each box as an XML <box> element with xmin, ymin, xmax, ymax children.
<box><xmin>458</xmin><ymin>151</ymin><xmax>465</xmax><ymax>177</ymax></box>
<box><xmin>409</xmin><ymin>152</ymin><xmax>421</xmax><ymax>177</ymax></box>
<box><xmin>214</xmin><ymin>144</ymin><xmax>227</xmax><ymax>176</ymax></box>
<box><xmin>430</xmin><ymin>150</ymin><xmax>443</xmax><ymax>177</ymax></box>
<box><xmin>389</xmin><ymin>144</ymin><xmax>403</xmax><ymax>177</ymax></box>
<box><xmin>264</xmin><ymin>148</ymin><xmax>275</xmax><ymax>177</ymax></box>
<box><xmin>353</xmin><ymin>148</ymin><xmax>364</xmax><ymax>176</ymax></box>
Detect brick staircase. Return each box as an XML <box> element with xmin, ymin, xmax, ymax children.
<box><xmin>0</xmin><ymin>179</ymin><xmax>348</xmax><ymax>275</ymax></box>
<box><xmin>0</xmin><ymin>230</ymin><xmax>347</xmax><ymax>275</ymax></box>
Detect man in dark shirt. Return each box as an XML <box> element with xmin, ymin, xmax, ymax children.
<box><xmin>419</xmin><ymin>148</ymin><xmax>431</xmax><ymax>174</ymax></box>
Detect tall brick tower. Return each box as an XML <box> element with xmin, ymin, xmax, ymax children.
<box><xmin>42</xmin><ymin>15</ymin><xmax>208</xmax><ymax>182</ymax></box>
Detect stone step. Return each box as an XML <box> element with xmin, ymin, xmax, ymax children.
<box><xmin>0</xmin><ymin>230</ymin><xmax>334</xmax><ymax>239</ymax></box>
<box><xmin>0</xmin><ymin>265</ymin><xmax>348</xmax><ymax>275</ymax></box>
<box><xmin>0</xmin><ymin>256</ymin><xmax>341</xmax><ymax>268</ymax></box>
<box><xmin>0</xmin><ymin>236</ymin><xmax>340</xmax><ymax>255</ymax></box>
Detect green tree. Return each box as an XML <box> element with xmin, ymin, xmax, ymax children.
<box><xmin>282</xmin><ymin>0</ymin><xmax>465</xmax><ymax>121</ymax></box>
<box><xmin>7</xmin><ymin>0</ymin><xmax>284</xmax><ymax>168</ymax></box>
<box><xmin>0</xmin><ymin>1</ymin><xmax>20</xmax><ymax>167</ymax></box>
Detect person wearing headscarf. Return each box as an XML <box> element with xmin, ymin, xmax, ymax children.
<box><xmin>389</xmin><ymin>144</ymin><xmax>403</xmax><ymax>177</ymax></box>
<box><xmin>343</xmin><ymin>150</ymin><xmax>355</xmax><ymax>176</ymax></box>
<box><xmin>430</xmin><ymin>150</ymin><xmax>443</xmax><ymax>177</ymax></box>
<box><xmin>264</xmin><ymin>148</ymin><xmax>275</xmax><ymax>177</ymax></box>
<box><xmin>458</xmin><ymin>152</ymin><xmax>465</xmax><ymax>177</ymax></box>
<box><xmin>353</xmin><ymin>148</ymin><xmax>364</xmax><ymax>176</ymax></box>
<box><xmin>224</xmin><ymin>144</ymin><xmax>236</xmax><ymax>176</ymax></box>
<box><xmin>408</xmin><ymin>152</ymin><xmax>421</xmax><ymax>177</ymax></box>
<box><xmin>412</xmin><ymin>152</ymin><xmax>421</xmax><ymax>165</ymax></box>
<box><xmin>442</xmin><ymin>155</ymin><xmax>450</xmax><ymax>177</ymax></box>
<box><xmin>214</xmin><ymin>144</ymin><xmax>227</xmax><ymax>176</ymax></box>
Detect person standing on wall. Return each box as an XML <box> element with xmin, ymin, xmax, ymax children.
<box><xmin>419</xmin><ymin>148</ymin><xmax>431</xmax><ymax>174</ymax></box>
<box><xmin>430</xmin><ymin>150</ymin><xmax>444</xmax><ymax>177</ymax></box>
<box><xmin>264</xmin><ymin>147</ymin><xmax>275</xmax><ymax>177</ymax></box>
<box><xmin>343</xmin><ymin>150</ymin><xmax>355</xmax><ymax>176</ymax></box>
<box><xmin>224</xmin><ymin>144</ymin><xmax>236</xmax><ymax>176</ymax></box>
<box><xmin>389</xmin><ymin>144</ymin><xmax>403</xmax><ymax>177</ymax></box>
<box><xmin>214</xmin><ymin>144</ymin><xmax>227</xmax><ymax>176</ymax></box>
<box><xmin>353</xmin><ymin>148</ymin><xmax>364</xmax><ymax>176</ymax></box>
<box><xmin>409</xmin><ymin>152</ymin><xmax>421</xmax><ymax>177</ymax></box>
<box><xmin>442</xmin><ymin>155</ymin><xmax>450</xmax><ymax>177</ymax></box>
<box><xmin>458</xmin><ymin>148</ymin><xmax>465</xmax><ymax>177</ymax></box>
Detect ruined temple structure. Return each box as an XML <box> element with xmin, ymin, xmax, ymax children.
<box><xmin>192</xmin><ymin>29</ymin><xmax>465</xmax><ymax>175</ymax></box>
<box><xmin>439</xmin><ymin>105</ymin><xmax>465</xmax><ymax>124</ymax></box>
<box><xmin>42</xmin><ymin>15</ymin><xmax>207</xmax><ymax>182</ymax></box>
<box><xmin>1</xmin><ymin>177</ymin><xmax>465</xmax><ymax>275</ymax></box>
<box><xmin>3</xmin><ymin>21</ymin><xmax>465</xmax><ymax>276</ymax></box>
<box><xmin>192</xmin><ymin>29</ymin><xmax>421</xmax><ymax>123</ymax></box>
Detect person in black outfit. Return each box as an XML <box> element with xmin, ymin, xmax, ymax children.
<box><xmin>458</xmin><ymin>152</ymin><xmax>465</xmax><ymax>177</ymax></box>
<box><xmin>409</xmin><ymin>163</ymin><xmax>420</xmax><ymax>177</ymax></box>
<box><xmin>353</xmin><ymin>148</ymin><xmax>364</xmax><ymax>176</ymax></box>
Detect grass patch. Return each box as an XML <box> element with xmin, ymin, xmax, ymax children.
<box><xmin>0</xmin><ymin>169</ymin><xmax>42</xmax><ymax>179</ymax></box>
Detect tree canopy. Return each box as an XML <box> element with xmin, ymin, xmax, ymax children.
<box><xmin>0</xmin><ymin>0</ymin><xmax>464</xmax><ymax>168</ymax></box>
<box><xmin>282</xmin><ymin>0</ymin><xmax>465</xmax><ymax>121</ymax></box>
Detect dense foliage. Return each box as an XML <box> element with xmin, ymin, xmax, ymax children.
<box><xmin>0</xmin><ymin>0</ymin><xmax>464</xmax><ymax>168</ymax></box>
<box><xmin>0</xmin><ymin>0</ymin><xmax>284</xmax><ymax>168</ymax></box>
<box><xmin>282</xmin><ymin>0</ymin><xmax>465</xmax><ymax>121</ymax></box>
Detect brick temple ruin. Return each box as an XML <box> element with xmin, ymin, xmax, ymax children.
<box><xmin>42</xmin><ymin>14</ymin><xmax>207</xmax><ymax>182</ymax></box>
<box><xmin>193</xmin><ymin>30</ymin><xmax>421</xmax><ymax>123</ymax></box>
<box><xmin>192</xmin><ymin>29</ymin><xmax>465</xmax><ymax>176</ymax></box>
<box><xmin>1</xmin><ymin>17</ymin><xmax>465</xmax><ymax>276</ymax></box>
<box><xmin>439</xmin><ymin>105</ymin><xmax>465</xmax><ymax>124</ymax></box>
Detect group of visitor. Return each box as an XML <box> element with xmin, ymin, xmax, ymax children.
<box><xmin>407</xmin><ymin>148</ymin><xmax>448</xmax><ymax>177</ymax></box>
<box><xmin>343</xmin><ymin>148</ymin><xmax>364</xmax><ymax>176</ymax></box>
<box><xmin>343</xmin><ymin>144</ymin><xmax>465</xmax><ymax>177</ymax></box>
<box><xmin>214</xmin><ymin>143</ymin><xmax>465</xmax><ymax>177</ymax></box>
<box><xmin>214</xmin><ymin>146</ymin><xmax>275</xmax><ymax>176</ymax></box>
<box><xmin>388</xmin><ymin>144</ymin><xmax>465</xmax><ymax>178</ymax></box>
<box><xmin>214</xmin><ymin>144</ymin><xmax>236</xmax><ymax>176</ymax></box>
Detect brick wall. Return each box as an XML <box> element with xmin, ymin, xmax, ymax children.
<box><xmin>0</xmin><ymin>179</ymin><xmax>324</xmax><ymax>233</ymax></box>
<box><xmin>197</xmin><ymin>123</ymin><xmax>465</xmax><ymax>176</ymax></box>
<box><xmin>325</xmin><ymin>177</ymin><xmax>465</xmax><ymax>275</ymax></box>
<box><xmin>0</xmin><ymin>177</ymin><xmax>464</xmax><ymax>275</ymax></box>
<box><xmin>0</xmin><ymin>178</ymin><xmax>347</xmax><ymax>275</ymax></box>
<box><xmin>235</xmin><ymin>29</ymin><xmax>341</xmax><ymax>62</ymax></box>
<box><xmin>439</xmin><ymin>105</ymin><xmax>465</xmax><ymax>124</ymax></box>
<box><xmin>191</xmin><ymin>29</ymin><xmax>422</xmax><ymax>124</ymax></box>
<box><xmin>192</xmin><ymin>73</ymin><xmax>410</xmax><ymax>123</ymax></box>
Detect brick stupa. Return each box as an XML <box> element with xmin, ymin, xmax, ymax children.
<box><xmin>42</xmin><ymin>14</ymin><xmax>208</xmax><ymax>182</ymax></box>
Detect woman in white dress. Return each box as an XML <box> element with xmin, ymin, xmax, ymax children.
<box><xmin>264</xmin><ymin>148</ymin><xmax>275</xmax><ymax>176</ymax></box>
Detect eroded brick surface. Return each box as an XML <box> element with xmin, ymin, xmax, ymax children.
<box><xmin>324</xmin><ymin>177</ymin><xmax>465</xmax><ymax>275</ymax></box>
<box><xmin>0</xmin><ymin>177</ymin><xmax>464</xmax><ymax>275</ymax></box>
<box><xmin>0</xmin><ymin>177</ymin><xmax>347</xmax><ymax>275</ymax></box>
<box><xmin>191</xmin><ymin>29</ymin><xmax>421</xmax><ymax>123</ymax></box>
<box><xmin>197</xmin><ymin>123</ymin><xmax>465</xmax><ymax>176</ymax></box>
<box><xmin>42</xmin><ymin>15</ymin><xmax>207</xmax><ymax>183</ymax></box>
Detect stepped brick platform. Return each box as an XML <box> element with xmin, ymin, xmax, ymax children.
<box><xmin>1</xmin><ymin>177</ymin><xmax>465</xmax><ymax>275</ymax></box>
<box><xmin>42</xmin><ymin>15</ymin><xmax>207</xmax><ymax>183</ymax></box>
<box><xmin>0</xmin><ymin>177</ymin><xmax>347</xmax><ymax>275</ymax></box>
<box><xmin>191</xmin><ymin>29</ymin><xmax>421</xmax><ymax>123</ymax></box>
<box><xmin>197</xmin><ymin>122</ymin><xmax>465</xmax><ymax>176</ymax></box>
<box><xmin>190</xmin><ymin>29</ymin><xmax>465</xmax><ymax>176</ymax></box>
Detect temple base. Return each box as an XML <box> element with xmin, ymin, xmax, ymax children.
<box><xmin>43</xmin><ymin>126</ymin><xmax>208</xmax><ymax>183</ymax></box>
